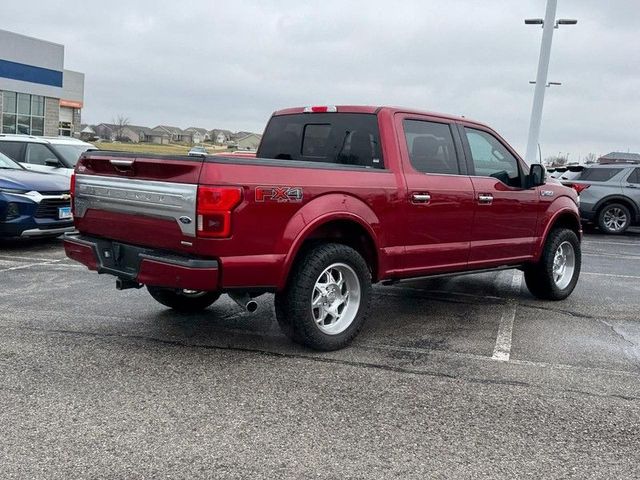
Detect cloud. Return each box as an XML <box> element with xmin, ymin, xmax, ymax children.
<box><xmin>3</xmin><ymin>0</ymin><xmax>638</xmax><ymax>158</ymax></box>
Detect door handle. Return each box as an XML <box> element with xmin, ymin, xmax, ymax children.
<box><xmin>411</xmin><ymin>193</ymin><xmax>431</xmax><ymax>204</ymax></box>
<box><xmin>478</xmin><ymin>193</ymin><xmax>493</xmax><ymax>205</ymax></box>
<box><xmin>626</xmin><ymin>184</ymin><xmax>639</xmax><ymax>189</ymax></box>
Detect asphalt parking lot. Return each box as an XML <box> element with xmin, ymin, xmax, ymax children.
<box><xmin>1</xmin><ymin>230</ymin><xmax>639</xmax><ymax>479</ymax></box>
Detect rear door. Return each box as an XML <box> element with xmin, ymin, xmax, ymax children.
<box><xmin>396</xmin><ymin>114</ymin><xmax>474</xmax><ymax>275</ymax></box>
<box><xmin>623</xmin><ymin>167</ymin><xmax>640</xmax><ymax>217</ymax></box>
<box><xmin>459</xmin><ymin>125</ymin><xmax>539</xmax><ymax>267</ymax></box>
<box><xmin>23</xmin><ymin>143</ymin><xmax>63</xmax><ymax>174</ymax></box>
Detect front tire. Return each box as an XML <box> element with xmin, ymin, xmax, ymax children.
<box><xmin>598</xmin><ymin>203</ymin><xmax>631</xmax><ymax>234</ymax></box>
<box><xmin>147</xmin><ymin>286</ymin><xmax>220</xmax><ymax>312</ymax></box>
<box><xmin>524</xmin><ymin>228</ymin><xmax>581</xmax><ymax>300</ymax></box>
<box><xmin>275</xmin><ymin>243</ymin><xmax>372</xmax><ymax>351</ymax></box>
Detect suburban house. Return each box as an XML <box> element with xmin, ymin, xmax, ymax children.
<box><xmin>152</xmin><ymin>125</ymin><xmax>193</xmax><ymax>144</ymax></box>
<box><xmin>598</xmin><ymin>152</ymin><xmax>640</xmax><ymax>164</ymax></box>
<box><xmin>184</xmin><ymin>127</ymin><xmax>210</xmax><ymax>144</ymax></box>
<box><xmin>231</xmin><ymin>132</ymin><xmax>262</xmax><ymax>151</ymax></box>
<box><xmin>210</xmin><ymin>129</ymin><xmax>233</xmax><ymax>146</ymax></box>
<box><xmin>93</xmin><ymin>123</ymin><xmax>170</xmax><ymax>144</ymax></box>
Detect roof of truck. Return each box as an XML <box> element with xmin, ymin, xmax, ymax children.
<box><xmin>272</xmin><ymin>105</ymin><xmax>483</xmax><ymax>126</ymax></box>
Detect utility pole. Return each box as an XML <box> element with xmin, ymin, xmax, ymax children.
<box><xmin>524</xmin><ymin>0</ymin><xmax>576</xmax><ymax>164</ymax></box>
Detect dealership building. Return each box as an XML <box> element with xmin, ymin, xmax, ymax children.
<box><xmin>0</xmin><ymin>29</ymin><xmax>84</xmax><ymax>137</ymax></box>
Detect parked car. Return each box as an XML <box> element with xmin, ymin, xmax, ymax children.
<box><xmin>562</xmin><ymin>163</ymin><xmax>640</xmax><ymax>234</ymax></box>
<box><xmin>188</xmin><ymin>145</ymin><xmax>208</xmax><ymax>156</ymax></box>
<box><xmin>64</xmin><ymin>105</ymin><xmax>582</xmax><ymax>351</ymax></box>
<box><xmin>0</xmin><ymin>152</ymin><xmax>74</xmax><ymax>238</ymax></box>
<box><xmin>0</xmin><ymin>135</ymin><xmax>97</xmax><ymax>177</ymax></box>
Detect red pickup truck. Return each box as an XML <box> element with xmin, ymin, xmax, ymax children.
<box><xmin>64</xmin><ymin>105</ymin><xmax>582</xmax><ymax>350</ymax></box>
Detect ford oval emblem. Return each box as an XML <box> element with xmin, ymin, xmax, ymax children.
<box><xmin>179</xmin><ymin>216</ymin><xmax>192</xmax><ymax>225</ymax></box>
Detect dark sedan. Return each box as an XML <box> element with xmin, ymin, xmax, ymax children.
<box><xmin>0</xmin><ymin>152</ymin><xmax>74</xmax><ymax>238</ymax></box>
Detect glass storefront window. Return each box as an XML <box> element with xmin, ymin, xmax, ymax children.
<box><xmin>3</xmin><ymin>91</ymin><xmax>17</xmax><ymax>113</ymax></box>
<box><xmin>1</xmin><ymin>92</ymin><xmax>45</xmax><ymax>135</ymax></box>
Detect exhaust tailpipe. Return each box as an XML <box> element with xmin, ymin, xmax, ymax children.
<box><xmin>228</xmin><ymin>292</ymin><xmax>258</xmax><ymax>313</ymax></box>
<box><xmin>116</xmin><ymin>278</ymin><xmax>142</xmax><ymax>290</ymax></box>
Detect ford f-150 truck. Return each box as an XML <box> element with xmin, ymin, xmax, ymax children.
<box><xmin>64</xmin><ymin>105</ymin><xmax>582</xmax><ymax>350</ymax></box>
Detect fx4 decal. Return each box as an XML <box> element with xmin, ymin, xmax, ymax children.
<box><xmin>255</xmin><ymin>186</ymin><xmax>304</xmax><ymax>203</ymax></box>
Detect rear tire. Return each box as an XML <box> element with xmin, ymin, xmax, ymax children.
<box><xmin>598</xmin><ymin>203</ymin><xmax>631</xmax><ymax>234</ymax></box>
<box><xmin>147</xmin><ymin>286</ymin><xmax>220</xmax><ymax>312</ymax></box>
<box><xmin>524</xmin><ymin>228</ymin><xmax>581</xmax><ymax>300</ymax></box>
<box><xmin>275</xmin><ymin>243</ymin><xmax>372</xmax><ymax>351</ymax></box>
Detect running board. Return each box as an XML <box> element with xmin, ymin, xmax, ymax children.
<box><xmin>381</xmin><ymin>265</ymin><xmax>525</xmax><ymax>286</ymax></box>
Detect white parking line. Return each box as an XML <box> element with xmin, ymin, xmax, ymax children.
<box><xmin>583</xmin><ymin>239</ymin><xmax>640</xmax><ymax>247</ymax></box>
<box><xmin>582</xmin><ymin>272</ymin><xmax>640</xmax><ymax>279</ymax></box>
<box><xmin>0</xmin><ymin>254</ymin><xmax>63</xmax><ymax>262</ymax></box>
<box><xmin>491</xmin><ymin>271</ymin><xmax>522</xmax><ymax>362</ymax></box>
<box><xmin>0</xmin><ymin>259</ymin><xmax>64</xmax><ymax>272</ymax></box>
<box><xmin>492</xmin><ymin>304</ymin><xmax>518</xmax><ymax>361</ymax></box>
<box><xmin>583</xmin><ymin>252</ymin><xmax>640</xmax><ymax>260</ymax></box>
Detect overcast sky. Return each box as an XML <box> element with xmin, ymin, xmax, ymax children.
<box><xmin>4</xmin><ymin>0</ymin><xmax>638</xmax><ymax>160</ymax></box>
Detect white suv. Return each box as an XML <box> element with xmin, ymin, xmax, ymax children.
<box><xmin>0</xmin><ymin>135</ymin><xmax>97</xmax><ymax>177</ymax></box>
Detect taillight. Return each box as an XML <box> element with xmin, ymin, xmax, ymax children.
<box><xmin>570</xmin><ymin>183</ymin><xmax>590</xmax><ymax>194</ymax></box>
<box><xmin>196</xmin><ymin>186</ymin><xmax>242</xmax><ymax>238</ymax></box>
<box><xmin>70</xmin><ymin>172</ymin><xmax>76</xmax><ymax>212</ymax></box>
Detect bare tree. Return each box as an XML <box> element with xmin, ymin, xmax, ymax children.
<box><xmin>112</xmin><ymin>115</ymin><xmax>130</xmax><ymax>142</ymax></box>
<box><xmin>583</xmin><ymin>152</ymin><xmax>598</xmax><ymax>164</ymax></box>
<box><xmin>544</xmin><ymin>155</ymin><xmax>568</xmax><ymax>167</ymax></box>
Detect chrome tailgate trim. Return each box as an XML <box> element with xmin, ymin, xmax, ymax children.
<box><xmin>74</xmin><ymin>174</ymin><xmax>198</xmax><ymax>237</ymax></box>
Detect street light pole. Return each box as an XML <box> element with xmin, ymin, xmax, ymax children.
<box><xmin>524</xmin><ymin>0</ymin><xmax>558</xmax><ymax>164</ymax></box>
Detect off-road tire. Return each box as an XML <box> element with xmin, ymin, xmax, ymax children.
<box><xmin>275</xmin><ymin>243</ymin><xmax>372</xmax><ymax>351</ymax></box>
<box><xmin>524</xmin><ymin>228</ymin><xmax>581</xmax><ymax>300</ymax></box>
<box><xmin>147</xmin><ymin>286</ymin><xmax>220</xmax><ymax>312</ymax></box>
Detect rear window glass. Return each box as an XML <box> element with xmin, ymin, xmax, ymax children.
<box><xmin>577</xmin><ymin>168</ymin><xmax>622</xmax><ymax>182</ymax></box>
<box><xmin>257</xmin><ymin>113</ymin><xmax>383</xmax><ymax>169</ymax></box>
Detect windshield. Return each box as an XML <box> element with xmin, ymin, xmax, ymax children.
<box><xmin>51</xmin><ymin>144</ymin><xmax>93</xmax><ymax>166</ymax></box>
<box><xmin>0</xmin><ymin>152</ymin><xmax>23</xmax><ymax>170</ymax></box>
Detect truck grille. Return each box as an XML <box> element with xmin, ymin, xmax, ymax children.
<box><xmin>35</xmin><ymin>198</ymin><xmax>71</xmax><ymax>219</ymax></box>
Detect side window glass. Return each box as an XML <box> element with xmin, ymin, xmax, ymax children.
<box><xmin>26</xmin><ymin>144</ymin><xmax>58</xmax><ymax>165</ymax></box>
<box><xmin>627</xmin><ymin>168</ymin><xmax>640</xmax><ymax>184</ymax></box>
<box><xmin>0</xmin><ymin>142</ymin><xmax>24</xmax><ymax>161</ymax></box>
<box><xmin>403</xmin><ymin>120</ymin><xmax>459</xmax><ymax>174</ymax></box>
<box><xmin>465</xmin><ymin>128</ymin><xmax>521</xmax><ymax>187</ymax></box>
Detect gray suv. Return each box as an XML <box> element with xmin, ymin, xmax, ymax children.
<box><xmin>564</xmin><ymin>164</ymin><xmax>640</xmax><ymax>234</ymax></box>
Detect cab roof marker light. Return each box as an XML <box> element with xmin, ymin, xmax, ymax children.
<box><xmin>303</xmin><ymin>106</ymin><xmax>338</xmax><ymax>113</ymax></box>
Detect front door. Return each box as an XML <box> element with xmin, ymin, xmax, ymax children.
<box><xmin>396</xmin><ymin>114</ymin><xmax>475</xmax><ymax>276</ymax></box>
<box><xmin>460</xmin><ymin>125</ymin><xmax>539</xmax><ymax>267</ymax></box>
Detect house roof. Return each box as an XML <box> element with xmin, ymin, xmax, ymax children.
<box><xmin>599</xmin><ymin>152</ymin><xmax>640</xmax><ymax>161</ymax></box>
<box><xmin>233</xmin><ymin>132</ymin><xmax>262</xmax><ymax>142</ymax></box>
<box><xmin>211</xmin><ymin>129</ymin><xmax>233</xmax><ymax>137</ymax></box>
<box><xmin>185</xmin><ymin>127</ymin><xmax>209</xmax><ymax>135</ymax></box>
<box><xmin>153</xmin><ymin>125</ymin><xmax>185</xmax><ymax>135</ymax></box>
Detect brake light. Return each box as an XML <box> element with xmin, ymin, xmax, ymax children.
<box><xmin>70</xmin><ymin>172</ymin><xmax>76</xmax><ymax>212</ymax></box>
<box><xmin>196</xmin><ymin>186</ymin><xmax>242</xmax><ymax>238</ymax></box>
<box><xmin>303</xmin><ymin>106</ymin><xmax>337</xmax><ymax>113</ymax></box>
<box><xmin>570</xmin><ymin>183</ymin><xmax>590</xmax><ymax>194</ymax></box>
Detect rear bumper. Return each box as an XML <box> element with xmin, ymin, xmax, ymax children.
<box><xmin>64</xmin><ymin>234</ymin><xmax>219</xmax><ymax>291</ymax></box>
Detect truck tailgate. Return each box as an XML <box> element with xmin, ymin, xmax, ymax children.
<box><xmin>73</xmin><ymin>153</ymin><xmax>204</xmax><ymax>253</ymax></box>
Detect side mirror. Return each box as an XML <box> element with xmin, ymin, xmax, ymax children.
<box><xmin>45</xmin><ymin>158</ymin><xmax>61</xmax><ymax>167</ymax></box>
<box><xmin>528</xmin><ymin>163</ymin><xmax>545</xmax><ymax>187</ymax></box>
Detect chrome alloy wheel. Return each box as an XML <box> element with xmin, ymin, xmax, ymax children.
<box><xmin>603</xmin><ymin>207</ymin><xmax>627</xmax><ymax>232</ymax></box>
<box><xmin>180</xmin><ymin>289</ymin><xmax>207</xmax><ymax>297</ymax></box>
<box><xmin>552</xmin><ymin>241</ymin><xmax>576</xmax><ymax>289</ymax></box>
<box><xmin>311</xmin><ymin>263</ymin><xmax>361</xmax><ymax>335</ymax></box>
